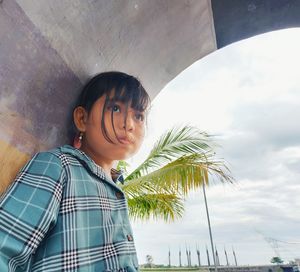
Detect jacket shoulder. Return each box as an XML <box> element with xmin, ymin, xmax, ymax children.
<box><xmin>46</xmin><ymin>146</ymin><xmax>84</xmax><ymax>168</ymax></box>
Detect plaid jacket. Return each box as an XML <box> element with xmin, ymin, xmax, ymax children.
<box><xmin>0</xmin><ymin>145</ymin><xmax>139</xmax><ymax>271</ymax></box>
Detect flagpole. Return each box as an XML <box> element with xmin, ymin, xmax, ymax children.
<box><xmin>179</xmin><ymin>247</ymin><xmax>182</xmax><ymax>267</ymax></box>
<box><xmin>168</xmin><ymin>247</ymin><xmax>171</xmax><ymax>267</ymax></box>
<box><xmin>224</xmin><ymin>247</ymin><xmax>229</xmax><ymax>266</ymax></box>
<box><xmin>206</xmin><ymin>245</ymin><xmax>211</xmax><ymax>267</ymax></box>
<box><xmin>215</xmin><ymin>245</ymin><xmax>220</xmax><ymax>266</ymax></box>
<box><xmin>232</xmin><ymin>246</ymin><xmax>238</xmax><ymax>266</ymax></box>
<box><xmin>196</xmin><ymin>244</ymin><xmax>201</xmax><ymax>267</ymax></box>
<box><xmin>203</xmin><ymin>182</ymin><xmax>217</xmax><ymax>272</ymax></box>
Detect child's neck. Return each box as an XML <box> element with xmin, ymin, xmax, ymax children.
<box><xmin>95</xmin><ymin>161</ymin><xmax>114</xmax><ymax>179</ymax></box>
<box><xmin>80</xmin><ymin>146</ymin><xmax>114</xmax><ymax>179</ymax></box>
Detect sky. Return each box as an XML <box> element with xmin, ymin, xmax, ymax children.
<box><xmin>128</xmin><ymin>28</ymin><xmax>300</xmax><ymax>266</ymax></box>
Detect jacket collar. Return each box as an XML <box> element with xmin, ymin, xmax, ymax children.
<box><xmin>60</xmin><ymin>145</ymin><xmax>125</xmax><ymax>185</ymax></box>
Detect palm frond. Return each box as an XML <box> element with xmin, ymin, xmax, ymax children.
<box><xmin>127</xmin><ymin>193</ymin><xmax>185</xmax><ymax>222</ymax></box>
<box><xmin>119</xmin><ymin>125</ymin><xmax>234</xmax><ymax>222</ymax></box>
<box><xmin>126</xmin><ymin>126</ymin><xmax>213</xmax><ymax>181</ymax></box>
<box><xmin>122</xmin><ymin>152</ymin><xmax>233</xmax><ymax>197</ymax></box>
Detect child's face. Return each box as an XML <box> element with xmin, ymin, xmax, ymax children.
<box><xmin>79</xmin><ymin>95</ymin><xmax>146</xmax><ymax>162</ymax></box>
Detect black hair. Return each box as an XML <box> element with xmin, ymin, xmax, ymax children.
<box><xmin>74</xmin><ymin>71</ymin><xmax>150</xmax><ymax>143</ymax></box>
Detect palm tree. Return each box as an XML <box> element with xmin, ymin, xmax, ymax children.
<box><xmin>118</xmin><ymin>125</ymin><xmax>233</xmax><ymax>222</ymax></box>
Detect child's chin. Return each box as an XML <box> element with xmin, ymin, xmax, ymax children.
<box><xmin>117</xmin><ymin>152</ymin><xmax>136</xmax><ymax>161</ymax></box>
<box><xmin>117</xmin><ymin>154</ymin><xmax>131</xmax><ymax>161</ymax></box>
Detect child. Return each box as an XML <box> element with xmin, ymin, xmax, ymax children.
<box><xmin>0</xmin><ymin>71</ymin><xmax>150</xmax><ymax>272</ymax></box>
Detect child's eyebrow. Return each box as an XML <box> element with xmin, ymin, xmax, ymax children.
<box><xmin>132</xmin><ymin>107</ymin><xmax>146</xmax><ymax>113</ymax></box>
<box><xmin>107</xmin><ymin>98</ymin><xmax>146</xmax><ymax>112</ymax></box>
<box><xmin>107</xmin><ymin>97</ymin><xmax>126</xmax><ymax>103</ymax></box>
<box><xmin>106</xmin><ymin>99</ymin><xmax>122</xmax><ymax>106</ymax></box>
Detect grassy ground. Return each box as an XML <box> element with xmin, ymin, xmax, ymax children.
<box><xmin>140</xmin><ymin>268</ymin><xmax>209</xmax><ymax>272</ymax></box>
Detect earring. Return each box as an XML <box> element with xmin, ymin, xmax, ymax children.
<box><xmin>73</xmin><ymin>132</ymin><xmax>83</xmax><ymax>149</ymax></box>
<box><xmin>79</xmin><ymin>132</ymin><xmax>83</xmax><ymax>142</ymax></box>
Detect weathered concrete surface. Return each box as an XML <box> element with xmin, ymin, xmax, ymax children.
<box><xmin>0</xmin><ymin>0</ymin><xmax>82</xmax><ymax>192</ymax></box>
<box><xmin>16</xmin><ymin>0</ymin><xmax>217</xmax><ymax>98</ymax></box>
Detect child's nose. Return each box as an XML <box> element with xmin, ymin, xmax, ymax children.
<box><xmin>124</xmin><ymin>114</ymin><xmax>135</xmax><ymax>131</ymax></box>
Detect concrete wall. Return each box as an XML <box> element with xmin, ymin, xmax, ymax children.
<box><xmin>0</xmin><ymin>0</ymin><xmax>216</xmax><ymax>193</ymax></box>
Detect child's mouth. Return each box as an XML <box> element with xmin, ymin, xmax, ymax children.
<box><xmin>118</xmin><ymin>137</ymin><xmax>132</xmax><ymax>145</ymax></box>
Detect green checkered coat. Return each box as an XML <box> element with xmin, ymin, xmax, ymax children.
<box><xmin>0</xmin><ymin>145</ymin><xmax>139</xmax><ymax>271</ymax></box>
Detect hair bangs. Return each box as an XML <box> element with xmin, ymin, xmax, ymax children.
<box><xmin>105</xmin><ymin>77</ymin><xmax>150</xmax><ymax>113</ymax></box>
<box><xmin>130</xmin><ymin>86</ymin><xmax>150</xmax><ymax>112</ymax></box>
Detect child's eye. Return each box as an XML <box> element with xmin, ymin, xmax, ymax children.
<box><xmin>135</xmin><ymin>113</ymin><xmax>145</xmax><ymax>122</ymax></box>
<box><xmin>108</xmin><ymin>104</ymin><xmax>121</xmax><ymax>113</ymax></box>
<box><xmin>112</xmin><ymin>105</ymin><xmax>120</xmax><ymax>112</ymax></box>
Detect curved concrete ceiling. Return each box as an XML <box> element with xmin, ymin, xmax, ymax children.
<box><xmin>1</xmin><ymin>0</ymin><xmax>300</xmax><ymax>192</ymax></box>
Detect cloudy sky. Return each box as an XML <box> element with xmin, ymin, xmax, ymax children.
<box><xmin>128</xmin><ymin>28</ymin><xmax>300</xmax><ymax>266</ymax></box>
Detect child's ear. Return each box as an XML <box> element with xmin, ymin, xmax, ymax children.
<box><xmin>73</xmin><ymin>106</ymin><xmax>88</xmax><ymax>132</ymax></box>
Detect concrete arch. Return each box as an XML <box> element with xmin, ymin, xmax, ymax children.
<box><xmin>1</xmin><ymin>0</ymin><xmax>300</xmax><ymax>192</ymax></box>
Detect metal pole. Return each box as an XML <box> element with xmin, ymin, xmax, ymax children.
<box><xmin>215</xmin><ymin>245</ymin><xmax>220</xmax><ymax>266</ymax></box>
<box><xmin>203</xmin><ymin>182</ymin><xmax>217</xmax><ymax>272</ymax></box>
<box><xmin>233</xmin><ymin>247</ymin><xmax>238</xmax><ymax>266</ymax></box>
<box><xmin>179</xmin><ymin>247</ymin><xmax>182</xmax><ymax>267</ymax></box>
<box><xmin>186</xmin><ymin>246</ymin><xmax>189</xmax><ymax>267</ymax></box>
<box><xmin>206</xmin><ymin>245</ymin><xmax>211</xmax><ymax>266</ymax></box>
<box><xmin>197</xmin><ymin>245</ymin><xmax>201</xmax><ymax>267</ymax></box>
<box><xmin>225</xmin><ymin>247</ymin><xmax>229</xmax><ymax>266</ymax></box>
